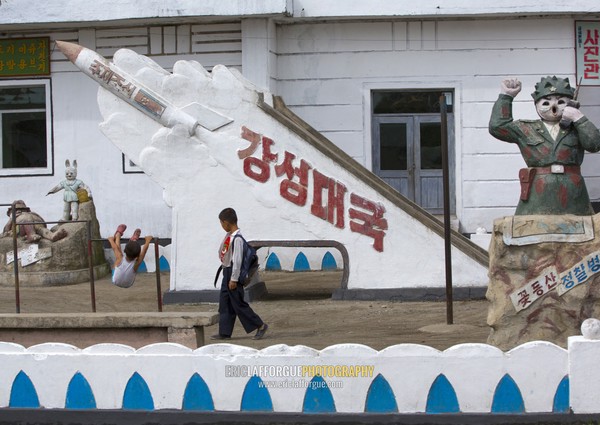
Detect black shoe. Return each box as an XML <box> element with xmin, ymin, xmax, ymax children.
<box><xmin>210</xmin><ymin>334</ymin><xmax>231</xmax><ymax>340</ymax></box>
<box><xmin>253</xmin><ymin>324</ymin><xmax>269</xmax><ymax>340</ymax></box>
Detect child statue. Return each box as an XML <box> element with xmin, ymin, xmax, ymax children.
<box><xmin>489</xmin><ymin>76</ymin><xmax>600</xmax><ymax>215</ymax></box>
<box><xmin>2</xmin><ymin>200</ymin><xmax>67</xmax><ymax>243</ymax></box>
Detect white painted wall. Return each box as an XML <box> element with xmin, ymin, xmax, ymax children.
<box><xmin>274</xmin><ymin>17</ymin><xmax>600</xmax><ymax>233</ymax></box>
<box><xmin>0</xmin><ymin>0</ymin><xmax>290</xmax><ymax>25</ymax></box>
<box><xmin>1</xmin><ymin>0</ymin><xmax>598</xmax><ymax>25</ymax></box>
<box><xmin>0</xmin><ymin>339</ymin><xmax>575</xmax><ymax>413</ymax></box>
<box><xmin>290</xmin><ymin>0</ymin><xmax>600</xmax><ymax>19</ymax></box>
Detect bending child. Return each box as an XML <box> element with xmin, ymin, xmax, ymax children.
<box><xmin>108</xmin><ymin>224</ymin><xmax>152</xmax><ymax>288</ymax></box>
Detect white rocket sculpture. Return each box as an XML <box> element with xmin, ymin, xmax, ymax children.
<box><xmin>55</xmin><ymin>40</ymin><xmax>232</xmax><ymax>135</ymax></box>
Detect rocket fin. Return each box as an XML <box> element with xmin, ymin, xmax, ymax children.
<box><xmin>181</xmin><ymin>103</ymin><xmax>233</xmax><ymax>131</ymax></box>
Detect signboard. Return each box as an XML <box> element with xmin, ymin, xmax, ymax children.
<box><xmin>576</xmin><ymin>21</ymin><xmax>600</xmax><ymax>85</ymax></box>
<box><xmin>0</xmin><ymin>37</ymin><xmax>50</xmax><ymax>77</ymax></box>
<box><xmin>510</xmin><ymin>266</ymin><xmax>559</xmax><ymax>312</ymax></box>
<box><xmin>510</xmin><ymin>250</ymin><xmax>600</xmax><ymax>312</ymax></box>
<box><xmin>6</xmin><ymin>244</ymin><xmax>51</xmax><ymax>267</ymax></box>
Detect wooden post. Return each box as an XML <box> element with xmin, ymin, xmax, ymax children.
<box><xmin>11</xmin><ymin>207</ymin><xmax>20</xmax><ymax>314</ymax></box>
<box><xmin>87</xmin><ymin>221</ymin><xmax>96</xmax><ymax>312</ymax></box>
<box><xmin>154</xmin><ymin>238</ymin><xmax>163</xmax><ymax>312</ymax></box>
<box><xmin>440</xmin><ymin>94</ymin><xmax>453</xmax><ymax>325</ymax></box>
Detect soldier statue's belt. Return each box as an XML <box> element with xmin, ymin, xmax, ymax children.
<box><xmin>518</xmin><ymin>165</ymin><xmax>581</xmax><ymax>201</ymax></box>
<box><xmin>534</xmin><ymin>165</ymin><xmax>580</xmax><ymax>175</ymax></box>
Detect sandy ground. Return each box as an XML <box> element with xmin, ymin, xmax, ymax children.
<box><xmin>0</xmin><ymin>270</ymin><xmax>491</xmax><ymax>351</ymax></box>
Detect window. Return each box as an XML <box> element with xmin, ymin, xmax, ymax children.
<box><xmin>0</xmin><ymin>79</ymin><xmax>52</xmax><ymax>176</ymax></box>
<box><xmin>373</xmin><ymin>90</ymin><xmax>453</xmax><ymax>114</ymax></box>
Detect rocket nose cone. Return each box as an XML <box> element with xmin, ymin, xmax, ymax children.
<box><xmin>55</xmin><ymin>40</ymin><xmax>83</xmax><ymax>63</ymax></box>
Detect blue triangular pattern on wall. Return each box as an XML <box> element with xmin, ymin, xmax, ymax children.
<box><xmin>293</xmin><ymin>252</ymin><xmax>310</xmax><ymax>271</ymax></box>
<box><xmin>303</xmin><ymin>375</ymin><xmax>336</xmax><ymax>413</ymax></box>
<box><xmin>553</xmin><ymin>375</ymin><xmax>570</xmax><ymax>413</ymax></box>
<box><xmin>321</xmin><ymin>251</ymin><xmax>337</xmax><ymax>270</ymax></box>
<box><xmin>240</xmin><ymin>376</ymin><xmax>273</xmax><ymax>411</ymax></box>
<box><xmin>158</xmin><ymin>255</ymin><xmax>170</xmax><ymax>271</ymax></box>
<box><xmin>265</xmin><ymin>252</ymin><xmax>282</xmax><ymax>271</ymax></box>
<box><xmin>122</xmin><ymin>372</ymin><xmax>154</xmax><ymax>410</ymax></box>
<box><xmin>182</xmin><ymin>373</ymin><xmax>214</xmax><ymax>411</ymax></box>
<box><xmin>65</xmin><ymin>372</ymin><xmax>96</xmax><ymax>409</ymax></box>
<box><xmin>9</xmin><ymin>371</ymin><xmax>40</xmax><ymax>408</ymax></box>
<box><xmin>426</xmin><ymin>374</ymin><xmax>460</xmax><ymax>413</ymax></box>
<box><xmin>491</xmin><ymin>374</ymin><xmax>525</xmax><ymax>413</ymax></box>
<box><xmin>137</xmin><ymin>261</ymin><xmax>148</xmax><ymax>273</ymax></box>
<box><xmin>365</xmin><ymin>373</ymin><xmax>398</xmax><ymax>413</ymax></box>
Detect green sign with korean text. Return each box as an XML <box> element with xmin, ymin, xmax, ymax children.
<box><xmin>0</xmin><ymin>37</ymin><xmax>50</xmax><ymax>77</ymax></box>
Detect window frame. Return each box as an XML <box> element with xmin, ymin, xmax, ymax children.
<box><xmin>0</xmin><ymin>78</ymin><xmax>53</xmax><ymax>177</ymax></box>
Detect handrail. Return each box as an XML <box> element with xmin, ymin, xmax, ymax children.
<box><xmin>0</xmin><ymin>204</ymin><xmax>19</xmax><ymax>313</ymax></box>
<box><xmin>90</xmin><ymin>236</ymin><xmax>163</xmax><ymax>312</ymax></box>
<box><xmin>1</xmin><ymin>210</ymin><xmax>162</xmax><ymax>313</ymax></box>
<box><xmin>249</xmin><ymin>240</ymin><xmax>350</xmax><ymax>290</ymax></box>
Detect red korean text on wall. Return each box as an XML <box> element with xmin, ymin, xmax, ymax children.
<box><xmin>577</xmin><ymin>23</ymin><xmax>600</xmax><ymax>83</ymax></box>
<box><xmin>238</xmin><ymin>126</ymin><xmax>388</xmax><ymax>252</ymax></box>
<box><xmin>583</xmin><ymin>27</ymin><xmax>599</xmax><ymax>80</ymax></box>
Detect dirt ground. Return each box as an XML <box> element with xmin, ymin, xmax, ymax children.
<box><xmin>0</xmin><ymin>271</ymin><xmax>491</xmax><ymax>351</ymax></box>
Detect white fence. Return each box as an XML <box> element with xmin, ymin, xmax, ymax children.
<box><xmin>2</xmin><ymin>336</ymin><xmax>599</xmax><ymax>414</ymax></box>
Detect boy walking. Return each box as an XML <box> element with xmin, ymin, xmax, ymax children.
<box><xmin>211</xmin><ymin>208</ymin><xmax>268</xmax><ymax>340</ymax></box>
<box><xmin>108</xmin><ymin>225</ymin><xmax>153</xmax><ymax>288</ymax></box>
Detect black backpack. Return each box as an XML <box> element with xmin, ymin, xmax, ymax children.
<box><xmin>214</xmin><ymin>234</ymin><xmax>259</xmax><ymax>287</ymax></box>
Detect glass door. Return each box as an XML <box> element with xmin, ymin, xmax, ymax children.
<box><xmin>371</xmin><ymin>90</ymin><xmax>454</xmax><ymax>214</ymax></box>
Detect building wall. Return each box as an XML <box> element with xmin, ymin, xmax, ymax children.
<box><xmin>1</xmin><ymin>22</ymin><xmax>244</xmax><ymax>238</ymax></box>
<box><xmin>2</xmin><ymin>14</ymin><xmax>600</xmax><ymax>249</ymax></box>
<box><xmin>274</xmin><ymin>17</ymin><xmax>600</xmax><ymax>234</ymax></box>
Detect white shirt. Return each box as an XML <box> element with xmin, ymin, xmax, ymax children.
<box><xmin>218</xmin><ymin>229</ymin><xmax>243</xmax><ymax>282</ymax></box>
<box><xmin>543</xmin><ymin>122</ymin><xmax>560</xmax><ymax>141</ymax></box>
<box><xmin>112</xmin><ymin>258</ymin><xmax>136</xmax><ymax>288</ymax></box>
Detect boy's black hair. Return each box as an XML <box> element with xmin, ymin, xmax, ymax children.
<box><xmin>219</xmin><ymin>207</ymin><xmax>238</xmax><ymax>225</ymax></box>
<box><xmin>124</xmin><ymin>240</ymin><xmax>141</xmax><ymax>259</ymax></box>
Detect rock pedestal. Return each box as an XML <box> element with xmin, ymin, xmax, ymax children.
<box><xmin>487</xmin><ymin>214</ymin><xmax>600</xmax><ymax>350</ymax></box>
<box><xmin>0</xmin><ymin>201</ymin><xmax>110</xmax><ymax>286</ymax></box>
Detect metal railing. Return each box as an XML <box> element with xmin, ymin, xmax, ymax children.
<box><xmin>249</xmin><ymin>240</ymin><xmax>349</xmax><ymax>289</ymax></box>
<box><xmin>1</xmin><ymin>204</ymin><xmax>162</xmax><ymax>313</ymax></box>
<box><xmin>89</xmin><ymin>236</ymin><xmax>163</xmax><ymax>312</ymax></box>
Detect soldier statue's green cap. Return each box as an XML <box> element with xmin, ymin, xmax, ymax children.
<box><xmin>531</xmin><ymin>76</ymin><xmax>575</xmax><ymax>102</ymax></box>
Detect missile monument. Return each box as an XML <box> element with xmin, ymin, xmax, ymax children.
<box><xmin>56</xmin><ymin>40</ymin><xmax>488</xmax><ymax>302</ymax></box>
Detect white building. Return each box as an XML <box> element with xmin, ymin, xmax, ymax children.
<box><xmin>1</xmin><ymin>1</ymin><xmax>599</xmax><ymax>297</ymax></box>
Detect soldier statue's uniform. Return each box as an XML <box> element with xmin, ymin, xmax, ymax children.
<box><xmin>489</xmin><ymin>76</ymin><xmax>600</xmax><ymax>215</ymax></box>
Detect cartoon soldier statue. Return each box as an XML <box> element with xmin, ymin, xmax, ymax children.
<box><xmin>489</xmin><ymin>76</ymin><xmax>600</xmax><ymax>215</ymax></box>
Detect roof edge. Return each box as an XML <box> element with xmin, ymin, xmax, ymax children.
<box><xmin>0</xmin><ymin>0</ymin><xmax>291</xmax><ymax>26</ymax></box>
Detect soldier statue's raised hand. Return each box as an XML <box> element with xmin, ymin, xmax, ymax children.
<box><xmin>489</xmin><ymin>76</ymin><xmax>600</xmax><ymax>215</ymax></box>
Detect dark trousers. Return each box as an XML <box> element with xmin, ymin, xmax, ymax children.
<box><xmin>218</xmin><ymin>266</ymin><xmax>263</xmax><ymax>337</ymax></box>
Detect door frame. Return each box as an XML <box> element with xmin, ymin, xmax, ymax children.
<box><xmin>370</xmin><ymin>96</ymin><xmax>456</xmax><ymax>214</ymax></box>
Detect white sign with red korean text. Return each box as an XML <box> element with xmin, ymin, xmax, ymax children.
<box><xmin>576</xmin><ymin>21</ymin><xmax>600</xmax><ymax>85</ymax></box>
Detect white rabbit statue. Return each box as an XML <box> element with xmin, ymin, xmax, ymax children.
<box><xmin>47</xmin><ymin>159</ymin><xmax>92</xmax><ymax>221</ymax></box>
